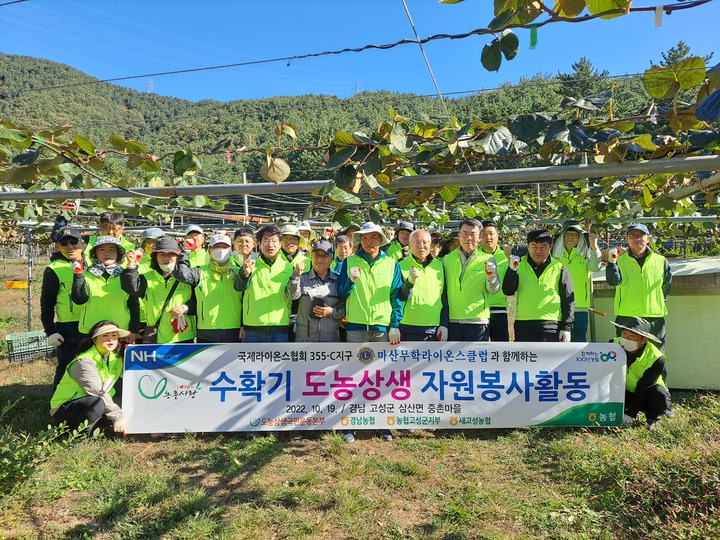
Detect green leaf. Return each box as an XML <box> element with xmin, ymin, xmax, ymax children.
<box><xmin>397</xmin><ymin>189</ymin><xmax>417</xmax><ymax>208</ymax></box>
<box><xmin>0</xmin><ymin>125</ymin><xmax>30</xmax><ymax>143</ymax></box>
<box><xmin>478</xmin><ymin>127</ymin><xmax>514</xmax><ymax>155</ymax></box>
<box><xmin>363</xmin><ymin>173</ymin><xmax>386</xmax><ymax>196</ymax></box>
<box><xmin>586</xmin><ymin>0</ymin><xmax>627</xmax><ymax>19</ymax></box>
<box><xmin>147</xmin><ymin>176</ymin><xmax>165</xmax><ymax>188</ymax></box>
<box><xmin>642</xmin><ymin>186</ymin><xmax>653</xmax><ymax>207</ymax></box>
<box><xmin>414</xmin><ymin>122</ymin><xmax>438</xmax><ymax>138</ymax></box>
<box><xmin>644</xmin><ymin>57</ymin><xmax>705</xmax><ymax>99</ymax></box>
<box><xmin>173</xmin><ymin>150</ymin><xmax>194</xmax><ymax>176</ymax></box>
<box><xmin>481</xmin><ymin>40</ymin><xmax>502</xmax><ymax>72</ymax></box>
<box><xmin>126</xmin><ymin>155</ymin><xmax>143</xmax><ymax>170</ymax></box>
<box><xmin>488</xmin><ymin>9</ymin><xmax>517</xmax><ymax>30</ymax></box>
<box><xmin>508</xmin><ymin>113</ymin><xmax>552</xmax><ymax>139</ymax></box>
<box><xmin>326</xmin><ymin>147</ymin><xmax>357</xmax><ymax>169</ymax></box>
<box><xmin>140</xmin><ymin>205</ymin><xmax>154</xmax><ymax>217</ymax></box>
<box><xmin>73</xmin><ymin>135</ymin><xmax>96</xmax><ymax>156</ymax></box>
<box><xmin>628</xmin><ymin>134</ymin><xmax>657</xmax><ymax>152</ymax></box>
<box><xmin>554</xmin><ymin>0</ymin><xmax>586</xmax><ymax>17</ymax></box>
<box><xmin>499</xmin><ymin>30</ymin><xmax>519</xmax><ymax>61</ymax></box>
<box><xmin>544</xmin><ymin>120</ymin><xmax>570</xmax><ymax>144</ymax></box>
<box><xmin>390</xmin><ymin>124</ymin><xmax>411</xmax><ymax>153</ymax></box>
<box><xmin>141</xmin><ymin>158</ymin><xmax>162</xmax><ymax>173</ymax></box>
<box><xmin>439</xmin><ymin>185</ymin><xmax>460</xmax><ymax>203</ymax></box>
<box><xmin>368</xmin><ymin>207</ymin><xmax>383</xmax><ymax>224</ymax></box>
<box><xmin>312</xmin><ymin>180</ymin><xmax>336</xmax><ymax>197</ymax></box>
<box><xmin>653</xmin><ymin>195</ymin><xmax>677</xmax><ymax>211</ymax></box>
<box><xmin>333</xmin><ymin>132</ymin><xmax>357</xmax><ymax>147</ymax></box>
<box><xmin>109</xmin><ymin>134</ymin><xmax>127</xmax><ymax>151</ymax></box>
<box><xmin>332</xmin><ymin>208</ymin><xmax>354</xmax><ymax>227</ymax></box>
<box><xmin>302</xmin><ymin>204</ymin><xmax>314</xmax><ymax>221</ymax></box>
<box><xmin>126</xmin><ymin>140</ymin><xmax>149</xmax><ymax>154</ymax></box>
<box><xmin>327</xmin><ymin>186</ymin><xmax>361</xmax><ymax>205</ymax></box>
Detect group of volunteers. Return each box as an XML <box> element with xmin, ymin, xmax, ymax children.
<box><xmin>41</xmin><ymin>210</ymin><xmax>673</xmax><ymax>438</ymax></box>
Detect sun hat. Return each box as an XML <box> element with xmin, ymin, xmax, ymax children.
<box><xmin>296</xmin><ymin>221</ymin><xmax>317</xmax><ymax>242</ymax></box>
<box><xmin>610</xmin><ymin>317</ymin><xmax>661</xmax><ymax>344</ymax></box>
<box><xmin>91</xmin><ymin>322</ymin><xmax>130</xmax><ymax>339</ymax></box>
<box><xmin>562</xmin><ymin>220</ymin><xmax>584</xmax><ymax>233</ymax></box>
<box><xmin>352</xmin><ymin>222</ymin><xmax>389</xmax><ymax>246</ymax></box>
<box><xmin>396</xmin><ymin>221</ymin><xmax>415</xmax><ymax>233</ymax></box>
<box><xmin>141</xmin><ymin>227</ymin><xmax>164</xmax><ymax>243</ymax></box>
<box><xmin>280</xmin><ymin>224</ymin><xmax>308</xmax><ymax>249</ymax></box>
<box><xmin>185</xmin><ymin>225</ymin><xmax>204</xmax><ymax>235</ymax></box>
<box><xmin>90</xmin><ymin>235</ymin><xmax>126</xmax><ymax>261</ymax></box>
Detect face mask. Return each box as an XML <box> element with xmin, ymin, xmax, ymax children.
<box><xmin>619</xmin><ymin>337</ymin><xmax>641</xmax><ymax>352</ymax></box>
<box><xmin>159</xmin><ymin>261</ymin><xmax>175</xmax><ymax>273</ymax></box>
<box><xmin>211</xmin><ymin>248</ymin><xmax>231</xmax><ymax>263</ymax></box>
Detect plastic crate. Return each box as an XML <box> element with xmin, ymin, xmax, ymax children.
<box><xmin>6</xmin><ymin>330</ymin><xmax>55</xmax><ymax>362</ymax></box>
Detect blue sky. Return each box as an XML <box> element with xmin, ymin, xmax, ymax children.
<box><xmin>0</xmin><ymin>0</ymin><xmax>717</xmax><ymax>102</ymax></box>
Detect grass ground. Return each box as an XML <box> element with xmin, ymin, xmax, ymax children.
<box><xmin>1</xmin><ymin>259</ymin><xmax>719</xmax><ymax>539</ymax></box>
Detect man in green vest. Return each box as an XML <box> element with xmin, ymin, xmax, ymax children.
<box><xmin>443</xmin><ymin>219</ymin><xmax>500</xmax><ymax>342</ymax></box>
<box><xmin>479</xmin><ymin>220</ymin><xmax>510</xmax><ymax>342</ymax></box>
<box><xmin>173</xmin><ymin>233</ymin><xmax>242</xmax><ymax>343</ymax></box>
<box><xmin>551</xmin><ymin>220</ymin><xmax>602</xmax><ymax>342</ymax></box>
<box><xmin>330</xmin><ymin>235</ymin><xmax>353</xmax><ymax>274</ymax></box>
<box><xmin>398</xmin><ymin>229</ymin><xmax>448</xmax><ymax>342</ymax></box>
<box><xmin>502</xmin><ymin>229</ymin><xmax>575</xmax><ymax>342</ymax></box>
<box><xmin>137</xmin><ymin>227</ymin><xmax>165</xmax><ymax>328</ymax></box>
<box><xmin>606</xmin><ymin>224</ymin><xmax>671</xmax><ymax>345</ymax></box>
<box><xmin>231</xmin><ymin>227</ymin><xmax>256</xmax><ymax>269</ymax></box>
<box><xmin>235</xmin><ymin>224</ymin><xmax>295</xmax><ymax>343</ymax></box>
<box><xmin>185</xmin><ymin>225</ymin><xmax>209</xmax><ymax>268</ymax></box>
<box><xmin>384</xmin><ymin>220</ymin><xmax>414</xmax><ymax>260</ymax></box>
<box><xmin>41</xmin><ymin>226</ymin><xmax>85</xmax><ymax>389</ymax></box>
<box><xmin>280</xmin><ymin>223</ymin><xmax>311</xmax><ymax>341</ymax></box>
<box><xmin>337</xmin><ymin>221</ymin><xmax>403</xmax><ymax>441</ymax></box>
<box><xmin>611</xmin><ymin>318</ymin><xmax>672</xmax><ymax>427</ymax></box>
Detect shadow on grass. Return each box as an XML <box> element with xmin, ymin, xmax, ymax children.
<box><xmin>0</xmin><ymin>382</ymin><xmax>54</xmax><ymax>432</ymax></box>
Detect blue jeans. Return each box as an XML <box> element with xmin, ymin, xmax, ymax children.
<box><xmin>243</xmin><ymin>329</ymin><xmax>289</xmax><ymax>343</ymax></box>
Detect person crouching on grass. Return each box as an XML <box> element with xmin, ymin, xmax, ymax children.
<box><xmin>50</xmin><ymin>320</ymin><xmax>129</xmax><ymax>435</ymax></box>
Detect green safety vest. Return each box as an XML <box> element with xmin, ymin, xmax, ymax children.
<box><xmin>243</xmin><ymin>256</ymin><xmax>294</xmax><ymax>326</ymax></box>
<box><xmin>48</xmin><ymin>259</ymin><xmax>80</xmax><ymax>323</ymax></box>
<box><xmin>50</xmin><ymin>345</ymin><xmax>123</xmax><ymax>409</ymax></box>
<box><xmin>196</xmin><ymin>265</ymin><xmax>242</xmax><ymax>330</ymax></box>
<box><xmin>137</xmin><ymin>256</ymin><xmax>153</xmax><ymax>324</ymax></box>
<box><xmin>385</xmin><ymin>241</ymin><xmax>404</xmax><ymax>261</ymax></box>
<box><xmin>142</xmin><ymin>270</ymin><xmax>196</xmax><ymax>343</ymax></box>
<box><xmin>282</xmin><ymin>251</ymin><xmax>311</xmax><ymax>273</ymax></box>
<box><xmin>515</xmin><ymin>257</ymin><xmax>563</xmax><ymax>322</ymax></box>
<box><xmin>189</xmin><ymin>249</ymin><xmax>209</xmax><ymax>268</ymax></box>
<box><xmin>345</xmin><ymin>253</ymin><xmax>396</xmax><ymax>326</ymax></box>
<box><xmin>614</xmin><ymin>251</ymin><xmax>668</xmax><ymax>318</ymax></box>
<box><xmin>560</xmin><ymin>248</ymin><xmax>593</xmax><ymax>309</ymax></box>
<box><xmin>443</xmin><ymin>249</ymin><xmax>493</xmax><ymax>320</ymax></box>
<box><xmin>399</xmin><ymin>255</ymin><xmax>444</xmax><ymax>327</ymax></box>
<box><xmin>78</xmin><ymin>273</ymin><xmax>131</xmax><ymax>334</ymax></box>
<box><xmin>614</xmin><ymin>338</ymin><xmax>667</xmax><ymax>392</ymax></box>
<box><xmin>486</xmin><ymin>247</ymin><xmax>509</xmax><ymax>309</ymax></box>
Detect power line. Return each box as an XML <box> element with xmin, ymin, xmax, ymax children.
<box><xmin>6</xmin><ymin>0</ymin><xmax>711</xmax><ymax>98</ymax></box>
<box><xmin>0</xmin><ymin>0</ymin><xmax>30</xmax><ymax>7</ymax></box>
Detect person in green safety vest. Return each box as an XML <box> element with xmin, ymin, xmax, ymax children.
<box><xmin>443</xmin><ymin>219</ymin><xmax>500</xmax><ymax>342</ymax></box>
<box><xmin>41</xmin><ymin>226</ymin><xmax>85</xmax><ymax>390</ymax></box>
<box><xmin>384</xmin><ymin>220</ymin><xmax>414</xmax><ymax>260</ymax></box>
<box><xmin>502</xmin><ymin>228</ymin><xmax>575</xmax><ymax>342</ymax></box>
<box><xmin>551</xmin><ymin>220</ymin><xmax>602</xmax><ymax>342</ymax></box>
<box><xmin>231</xmin><ymin>227</ymin><xmax>257</xmax><ymax>269</ymax></box>
<box><xmin>235</xmin><ymin>224</ymin><xmax>295</xmax><ymax>343</ymax></box>
<box><xmin>296</xmin><ymin>221</ymin><xmax>316</xmax><ymax>255</ymax></box>
<box><xmin>50</xmin><ymin>320</ymin><xmax>129</xmax><ymax>434</ymax></box>
<box><xmin>397</xmin><ymin>229</ymin><xmax>448</xmax><ymax>342</ymax></box>
<box><xmin>337</xmin><ymin>221</ymin><xmax>403</xmax><ymax>442</ymax></box>
<box><xmin>280</xmin><ymin>223</ymin><xmax>311</xmax><ymax>341</ymax></box>
<box><xmin>136</xmin><ymin>227</ymin><xmax>165</xmax><ymax>328</ymax></box>
<box><xmin>184</xmin><ymin>225</ymin><xmax>209</xmax><ymax>268</ymax></box>
<box><xmin>606</xmin><ymin>223</ymin><xmax>672</xmax><ymax>346</ymax></box>
<box><xmin>330</xmin><ymin>235</ymin><xmax>353</xmax><ymax>274</ymax></box>
<box><xmin>611</xmin><ymin>317</ymin><xmax>672</xmax><ymax>427</ymax></box>
<box><xmin>173</xmin><ymin>233</ymin><xmax>243</xmax><ymax>343</ymax></box>
<box><xmin>478</xmin><ymin>220</ymin><xmax>511</xmax><ymax>342</ymax></box>
<box><xmin>122</xmin><ymin>237</ymin><xmax>197</xmax><ymax>344</ymax></box>
<box><xmin>71</xmin><ymin>236</ymin><xmax>140</xmax><ymax>341</ymax></box>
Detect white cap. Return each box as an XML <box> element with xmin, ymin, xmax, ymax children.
<box><xmin>209</xmin><ymin>233</ymin><xmax>232</xmax><ymax>248</ymax></box>
<box><xmin>185</xmin><ymin>225</ymin><xmax>203</xmax><ymax>235</ymax></box>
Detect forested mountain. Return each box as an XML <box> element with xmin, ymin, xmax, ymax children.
<box><xmin>1</xmin><ymin>52</ymin><xmax>653</xmax><ymax>189</ymax></box>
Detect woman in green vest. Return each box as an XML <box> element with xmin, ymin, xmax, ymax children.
<box><xmin>611</xmin><ymin>318</ymin><xmax>672</xmax><ymax>427</ymax></box>
<box><xmin>122</xmin><ymin>237</ymin><xmax>197</xmax><ymax>344</ymax></box>
<box><xmin>71</xmin><ymin>236</ymin><xmax>140</xmax><ymax>340</ymax></box>
<box><xmin>173</xmin><ymin>233</ymin><xmax>242</xmax><ymax>343</ymax></box>
<box><xmin>50</xmin><ymin>320</ymin><xmax>129</xmax><ymax>434</ymax></box>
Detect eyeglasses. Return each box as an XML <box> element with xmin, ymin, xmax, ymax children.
<box><xmin>58</xmin><ymin>238</ymin><xmax>80</xmax><ymax>246</ymax></box>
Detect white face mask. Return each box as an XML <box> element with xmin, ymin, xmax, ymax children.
<box><xmin>211</xmin><ymin>247</ymin><xmax>231</xmax><ymax>263</ymax></box>
<box><xmin>159</xmin><ymin>261</ymin><xmax>175</xmax><ymax>273</ymax></box>
<box><xmin>619</xmin><ymin>337</ymin><xmax>641</xmax><ymax>352</ymax></box>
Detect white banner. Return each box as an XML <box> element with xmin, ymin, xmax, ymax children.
<box><xmin>122</xmin><ymin>342</ymin><xmax>626</xmax><ymax>433</ymax></box>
